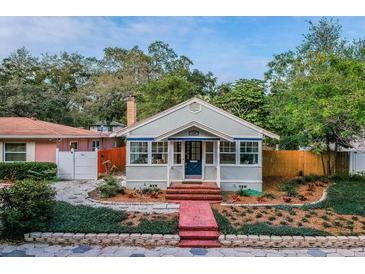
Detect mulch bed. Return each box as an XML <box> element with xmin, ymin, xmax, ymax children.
<box><xmin>121</xmin><ymin>212</ymin><xmax>178</xmax><ymax>226</ymax></box>
<box><xmin>89</xmin><ymin>188</ymin><xmax>167</xmax><ymax>203</ymax></box>
<box><xmin>212</xmin><ymin>204</ymin><xmax>365</xmax><ymax>236</ymax></box>
<box><xmin>222</xmin><ymin>176</ymin><xmax>330</xmax><ymax>205</ymax></box>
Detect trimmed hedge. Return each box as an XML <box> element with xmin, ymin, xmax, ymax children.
<box><xmin>0</xmin><ymin>162</ymin><xmax>57</xmax><ymax>181</ymax></box>
<box><xmin>213</xmin><ymin>210</ymin><xmax>329</xmax><ymax>236</ymax></box>
<box><xmin>42</xmin><ymin>202</ymin><xmax>178</xmax><ymax>234</ymax></box>
<box><xmin>0</xmin><ymin>180</ymin><xmax>56</xmax><ymax>237</ymax></box>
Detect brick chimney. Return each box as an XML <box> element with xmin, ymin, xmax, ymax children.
<box><xmin>126</xmin><ymin>95</ymin><xmax>137</xmax><ymax>127</ymax></box>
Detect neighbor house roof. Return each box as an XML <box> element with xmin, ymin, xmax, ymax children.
<box><xmin>113</xmin><ymin>97</ymin><xmax>280</xmax><ymax>140</ymax></box>
<box><xmin>0</xmin><ymin>117</ymin><xmax>110</xmax><ymax>139</ymax></box>
<box><xmin>92</xmin><ymin>121</ymin><xmax>124</xmax><ymax>127</ymax></box>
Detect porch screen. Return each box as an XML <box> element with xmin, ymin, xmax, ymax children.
<box><xmin>130</xmin><ymin>142</ymin><xmax>148</xmax><ymax>164</ymax></box>
<box><xmin>240</xmin><ymin>141</ymin><xmax>259</xmax><ymax>164</ymax></box>
<box><xmin>152</xmin><ymin>142</ymin><xmax>168</xmax><ymax>164</ymax></box>
<box><xmin>220</xmin><ymin>141</ymin><xmax>236</xmax><ymax>164</ymax></box>
<box><xmin>173</xmin><ymin>142</ymin><xmax>182</xmax><ymax>164</ymax></box>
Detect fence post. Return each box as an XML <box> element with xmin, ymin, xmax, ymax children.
<box><xmin>56</xmin><ymin>148</ymin><xmax>59</xmax><ymax>178</ymax></box>
<box><xmin>95</xmin><ymin>148</ymin><xmax>99</xmax><ymax>179</ymax></box>
<box><xmin>71</xmin><ymin>148</ymin><xmax>75</xmax><ymax>180</ymax></box>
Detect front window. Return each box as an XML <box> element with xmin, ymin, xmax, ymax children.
<box><xmin>152</xmin><ymin>142</ymin><xmax>168</xmax><ymax>164</ymax></box>
<box><xmin>173</xmin><ymin>142</ymin><xmax>182</xmax><ymax>165</ymax></box>
<box><xmin>130</xmin><ymin>142</ymin><xmax>148</xmax><ymax>164</ymax></box>
<box><xmin>92</xmin><ymin>140</ymin><xmax>100</xmax><ymax>151</ymax></box>
<box><xmin>70</xmin><ymin>141</ymin><xmax>78</xmax><ymax>151</ymax></box>
<box><xmin>220</xmin><ymin>141</ymin><xmax>236</xmax><ymax>164</ymax></box>
<box><xmin>240</xmin><ymin>141</ymin><xmax>259</xmax><ymax>164</ymax></box>
<box><xmin>4</xmin><ymin>143</ymin><xmax>26</xmax><ymax>162</ymax></box>
<box><xmin>205</xmin><ymin>142</ymin><xmax>214</xmax><ymax>164</ymax></box>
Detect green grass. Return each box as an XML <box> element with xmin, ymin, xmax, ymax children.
<box><xmin>213</xmin><ymin>210</ymin><xmax>329</xmax><ymax>236</ymax></box>
<box><xmin>41</xmin><ymin>202</ymin><xmax>178</xmax><ymax>234</ymax></box>
<box><xmin>304</xmin><ymin>177</ymin><xmax>365</xmax><ymax>216</ymax></box>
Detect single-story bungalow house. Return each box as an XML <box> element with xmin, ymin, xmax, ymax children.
<box><xmin>0</xmin><ymin>117</ymin><xmax>116</xmax><ymax>163</ymax></box>
<box><xmin>114</xmin><ymin>97</ymin><xmax>280</xmax><ymax>191</ymax></box>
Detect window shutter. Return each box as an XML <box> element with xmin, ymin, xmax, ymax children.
<box><xmin>26</xmin><ymin>142</ymin><xmax>35</xmax><ymax>162</ymax></box>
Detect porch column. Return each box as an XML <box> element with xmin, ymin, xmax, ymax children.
<box><xmin>217</xmin><ymin>140</ymin><xmax>221</xmax><ymax>188</ymax></box>
<box><xmin>167</xmin><ymin>140</ymin><xmax>172</xmax><ymax>187</ymax></box>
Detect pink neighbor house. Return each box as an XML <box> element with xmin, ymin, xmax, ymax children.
<box><xmin>0</xmin><ymin>117</ymin><xmax>116</xmax><ymax>163</ymax></box>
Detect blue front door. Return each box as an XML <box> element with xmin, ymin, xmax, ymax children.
<box><xmin>185</xmin><ymin>141</ymin><xmax>202</xmax><ymax>176</ymax></box>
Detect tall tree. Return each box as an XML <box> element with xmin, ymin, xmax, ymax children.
<box><xmin>266</xmin><ymin>18</ymin><xmax>365</xmax><ymax>174</ymax></box>
<box><xmin>212</xmin><ymin>79</ymin><xmax>268</xmax><ymax>128</ymax></box>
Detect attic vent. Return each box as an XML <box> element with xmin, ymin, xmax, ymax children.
<box><xmin>189</xmin><ymin>102</ymin><xmax>201</xmax><ymax>113</ymax></box>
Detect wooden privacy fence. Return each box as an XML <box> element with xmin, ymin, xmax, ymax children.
<box><xmin>263</xmin><ymin>150</ymin><xmax>349</xmax><ymax>177</ymax></box>
<box><xmin>98</xmin><ymin>146</ymin><xmax>126</xmax><ymax>175</ymax></box>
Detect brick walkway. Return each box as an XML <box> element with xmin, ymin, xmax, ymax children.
<box><xmin>0</xmin><ymin>243</ymin><xmax>364</xmax><ymax>257</ymax></box>
<box><xmin>179</xmin><ymin>201</ymin><xmax>220</xmax><ymax>247</ymax></box>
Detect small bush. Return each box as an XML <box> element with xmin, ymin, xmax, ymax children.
<box><xmin>255</xmin><ymin>213</ymin><xmax>263</xmax><ymax>218</ymax></box>
<box><xmin>268</xmin><ymin>216</ymin><xmax>276</xmax><ymax>221</ymax></box>
<box><xmin>302</xmin><ymin>217</ymin><xmax>309</xmax><ymax>223</ymax></box>
<box><xmin>98</xmin><ymin>176</ymin><xmax>125</xmax><ymax>198</ymax></box>
<box><xmin>321</xmin><ymin>215</ymin><xmax>330</xmax><ymax>221</ymax></box>
<box><xmin>322</xmin><ymin>222</ymin><xmax>331</xmax><ymax>228</ymax></box>
<box><xmin>236</xmin><ymin>188</ymin><xmax>249</xmax><ymax>197</ymax></box>
<box><xmin>0</xmin><ymin>162</ymin><xmax>57</xmax><ymax>181</ymax></box>
<box><xmin>304</xmin><ymin>175</ymin><xmax>322</xmax><ymax>182</ymax></box>
<box><xmin>0</xmin><ymin>180</ymin><xmax>56</xmax><ymax>236</ymax></box>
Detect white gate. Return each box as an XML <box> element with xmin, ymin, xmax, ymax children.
<box><xmin>350</xmin><ymin>151</ymin><xmax>365</xmax><ymax>174</ymax></box>
<box><xmin>56</xmin><ymin>149</ymin><xmax>98</xmax><ymax>180</ymax></box>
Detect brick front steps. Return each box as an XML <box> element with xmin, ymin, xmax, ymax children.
<box><xmin>166</xmin><ymin>182</ymin><xmax>222</xmax><ymax>202</ymax></box>
<box><xmin>178</xmin><ymin>201</ymin><xmax>220</xmax><ymax>248</ymax></box>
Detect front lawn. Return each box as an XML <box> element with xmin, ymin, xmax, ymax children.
<box><xmin>41</xmin><ymin>202</ymin><xmax>178</xmax><ymax>234</ymax></box>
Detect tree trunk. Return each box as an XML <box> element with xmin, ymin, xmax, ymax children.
<box><xmin>334</xmin><ymin>142</ymin><xmax>338</xmax><ymax>175</ymax></box>
<box><xmin>326</xmin><ymin>138</ymin><xmax>332</xmax><ymax>175</ymax></box>
<box><xmin>321</xmin><ymin>153</ymin><xmax>327</xmax><ymax>176</ymax></box>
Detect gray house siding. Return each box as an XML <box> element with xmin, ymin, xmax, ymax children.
<box><xmin>128</xmin><ymin>104</ymin><xmax>261</xmax><ymax>138</ymax></box>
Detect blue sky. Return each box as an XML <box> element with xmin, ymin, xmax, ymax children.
<box><xmin>0</xmin><ymin>17</ymin><xmax>364</xmax><ymax>82</ymax></box>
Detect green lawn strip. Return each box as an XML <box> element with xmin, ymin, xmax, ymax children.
<box><xmin>41</xmin><ymin>202</ymin><xmax>178</xmax><ymax>234</ymax></box>
<box><xmin>303</xmin><ymin>178</ymin><xmax>365</xmax><ymax>216</ymax></box>
<box><xmin>213</xmin><ymin>209</ymin><xmax>329</xmax><ymax>236</ymax></box>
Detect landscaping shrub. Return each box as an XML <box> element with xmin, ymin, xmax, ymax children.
<box><xmin>0</xmin><ymin>180</ymin><xmax>56</xmax><ymax>236</ymax></box>
<box><xmin>236</xmin><ymin>188</ymin><xmax>249</xmax><ymax>197</ymax></box>
<box><xmin>0</xmin><ymin>162</ymin><xmax>57</xmax><ymax>181</ymax></box>
<box><xmin>98</xmin><ymin>176</ymin><xmax>125</xmax><ymax>198</ymax></box>
<box><xmin>42</xmin><ymin>202</ymin><xmax>178</xmax><ymax>234</ymax></box>
<box><xmin>213</xmin><ymin>210</ymin><xmax>329</xmax><ymax>236</ymax></box>
<box><xmin>140</xmin><ymin>187</ymin><xmax>162</xmax><ymax>198</ymax></box>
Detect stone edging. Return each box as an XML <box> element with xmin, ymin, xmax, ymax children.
<box><xmin>25</xmin><ymin>232</ymin><xmax>365</xmax><ymax>248</ymax></box>
<box><xmin>219</xmin><ymin>235</ymin><xmax>365</xmax><ymax>248</ymax></box>
<box><xmin>24</xmin><ymin>232</ymin><xmax>180</xmax><ymax>247</ymax></box>
<box><xmin>221</xmin><ymin>188</ymin><xmax>328</xmax><ymax>207</ymax></box>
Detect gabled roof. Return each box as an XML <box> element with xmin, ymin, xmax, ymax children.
<box><xmin>155</xmin><ymin>121</ymin><xmax>234</xmax><ymax>142</ymax></box>
<box><xmin>0</xmin><ymin>117</ymin><xmax>110</xmax><ymax>138</ymax></box>
<box><xmin>113</xmin><ymin>97</ymin><xmax>280</xmax><ymax>140</ymax></box>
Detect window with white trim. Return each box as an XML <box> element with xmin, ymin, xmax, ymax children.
<box><xmin>205</xmin><ymin>142</ymin><xmax>214</xmax><ymax>164</ymax></box>
<box><xmin>220</xmin><ymin>141</ymin><xmax>236</xmax><ymax>164</ymax></box>
<box><xmin>152</xmin><ymin>142</ymin><xmax>168</xmax><ymax>164</ymax></box>
<box><xmin>4</xmin><ymin>143</ymin><xmax>26</xmax><ymax>162</ymax></box>
<box><xmin>70</xmin><ymin>141</ymin><xmax>78</xmax><ymax>151</ymax></box>
<box><xmin>173</xmin><ymin>142</ymin><xmax>182</xmax><ymax>165</ymax></box>
<box><xmin>92</xmin><ymin>140</ymin><xmax>100</xmax><ymax>151</ymax></box>
<box><xmin>240</xmin><ymin>141</ymin><xmax>259</xmax><ymax>164</ymax></box>
<box><xmin>130</xmin><ymin>142</ymin><xmax>148</xmax><ymax>164</ymax></box>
